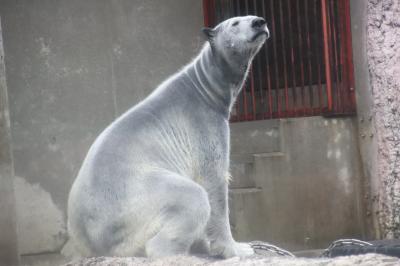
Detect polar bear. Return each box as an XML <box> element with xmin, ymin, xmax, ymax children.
<box><xmin>67</xmin><ymin>15</ymin><xmax>269</xmax><ymax>259</ymax></box>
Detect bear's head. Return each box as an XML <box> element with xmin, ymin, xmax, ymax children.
<box><xmin>202</xmin><ymin>16</ymin><xmax>269</xmax><ymax>65</ymax></box>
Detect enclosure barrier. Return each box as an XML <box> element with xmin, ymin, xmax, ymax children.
<box><xmin>203</xmin><ymin>0</ymin><xmax>356</xmax><ymax>122</ymax></box>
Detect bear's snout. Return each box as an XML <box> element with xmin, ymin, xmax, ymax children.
<box><xmin>251</xmin><ymin>17</ymin><xmax>266</xmax><ymax>29</ymax></box>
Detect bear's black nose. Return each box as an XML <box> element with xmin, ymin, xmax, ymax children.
<box><xmin>251</xmin><ymin>18</ymin><xmax>266</xmax><ymax>29</ymax></box>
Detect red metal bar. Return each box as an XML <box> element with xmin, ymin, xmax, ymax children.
<box><xmin>296</xmin><ymin>0</ymin><xmax>306</xmax><ymax>115</ymax></box>
<box><xmin>228</xmin><ymin>0</ymin><xmax>233</xmax><ymax>17</ymax></box>
<box><xmin>249</xmin><ymin>66</ymin><xmax>257</xmax><ymax>120</ymax></box>
<box><xmin>235</xmin><ymin>0</ymin><xmax>242</xmax><ymax>121</ymax></box>
<box><xmin>234</xmin><ymin>75</ymin><xmax>240</xmax><ymax>120</ymax></box>
<box><xmin>203</xmin><ymin>0</ymin><xmax>215</xmax><ymax>27</ymax></box>
<box><xmin>286</xmin><ymin>0</ymin><xmax>297</xmax><ymax>115</ymax></box>
<box><xmin>321</xmin><ymin>0</ymin><xmax>333</xmax><ymax>111</ymax></box>
<box><xmin>313</xmin><ymin>0</ymin><xmax>323</xmax><ymax>113</ymax></box>
<box><xmin>261</xmin><ymin>0</ymin><xmax>273</xmax><ymax>118</ymax></box>
<box><xmin>330</xmin><ymin>0</ymin><xmax>341</xmax><ymax>113</ymax></box>
<box><xmin>338</xmin><ymin>0</ymin><xmax>346</xmax><ymax>114</ymax></box>
<box><xmin>204</xmin><ymin>0</ymin><xmax>355</xmax><ymax>122</ymax></box>
<box><xmin>239</xmin><ymin>1</ymin><xmax>250</xmax><ymax>119</ymax></box>
<box><xmin>270</xmin><ymin>0</ymin><xmax>281</xmax><ymax>117</ymax></box>
<box><xmin>279</xmin><ymin>0</ymin><xmax>289</xmax><ymax>115</ymax></box>
<box><xmin>242</xmin><ymin>82</ymin><xmax>249</xmax><ymax>120</ymax></box>
<box><xmin>244</xmin><ymin>0</ymin><xmax>256</xmax><ymax>119</ymax></box>
<box><xmin>335</xmin><ymin>1</ymin><xmax>349</xmax><ymax>114</ymax></box>
<box><xmin>343</xmin><ymin>0</ymin><xmax>356</xmax><ymax>112</ymax></box>
<box><xmin>304</xmin><ymin>0</ymin><xmax>314</xmax><ymax>114</ymax></box>
<box><xmin>253</xmin><ymin>0</ymin><xmax>265</xmax><ymax>119</ymax></box>
<box><xmin>233</xmin><ymin>0</ymin><xmax>238</xmax><ymax>15</ymax></box>
<box><xmin>327</xmin><ymin>0</ymin><xmax>335</xmax><ymax>112</ymax></box>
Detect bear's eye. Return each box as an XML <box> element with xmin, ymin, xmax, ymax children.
<box><xmin>232</xmin><ymin>21</ymin><xmax>239</xmax><ymax>26</ymax></box>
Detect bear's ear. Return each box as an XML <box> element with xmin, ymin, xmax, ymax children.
<box><xmin>202</xmin><ymin>27</ymin><xmax>216</xmax><ymax>40</ymax></box>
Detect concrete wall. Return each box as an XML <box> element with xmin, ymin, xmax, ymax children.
<box><xmin>350</xmin><ymin>0</ymin><xmax>400</xmax><ymax>239</ymax></box>
<box><xmin>350</xmin><ymin>0</ymin><xmax>379</xmax><ymax>239</ymax></box>
<box><xmin>365</xmin><ymin>0</ymin><xmax>400</xmax><ymax>238</ymax></box>
<box><xmin>0</xmin><ymin>0</ymin><xmax>204</xmax><ymax>256</ymax></box>
<box><xmin>229</xmin><ymin>117</ymin><xmax>364</xmax><ymax>251</ymax></box>
<box><xmin>0</xmin><ymin>17</ymin><xmax>19</xmax><ymax>266</ymax></box>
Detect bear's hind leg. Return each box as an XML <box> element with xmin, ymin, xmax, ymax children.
<box><xmin>145</xmin><ymin>174</ymin><xmax>211</xmax><ymax>258</ymax></box>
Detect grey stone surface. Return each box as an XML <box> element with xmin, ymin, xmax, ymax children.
<box><xmin>105</xmin><ymin>0</ymin><xmax>205</xmax><ymax>114</ymax></box>
<box><xmin>20</xmin><ymin>253</ymin><xmax>66</xmax><ymax>266</ymax></box>
<box><xmin>0</xmin><ymin>17</ymin><xmax>19</xmax><ymax>266</ymax></box>
<box><xmin>351</xmin><ymin>0</ymin><xmax>400</xmax><ymax>241</ymax></box>
<box><xmin>64</xmin><ymin>254</ymin><xmax>400</xmax><ymax>266</ymax></box>
<box><xmin>230</xmin><ymin>120</ymin><xmax>281</xmax><ymax>162</ymax></box>
<box><xmin>229</xmin><ymin>117</ymin><xmax>364</xmax><ymax>251</ymax></box>
<box><xmin>365</xmin><ymin>0</ymin><xmax>400</xmax><ymax>238</ymax></box>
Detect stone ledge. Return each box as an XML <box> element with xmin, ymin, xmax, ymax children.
<box><xmin>65</xmin><ymin>253</ymin><xmax>399</xmax><ymax>266</ymax></box>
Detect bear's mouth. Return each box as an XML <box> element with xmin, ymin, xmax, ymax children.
<box><xmin>250</xmin><ymin>30</ymin><xmax>270</xmax><ymax>42</ymax></box>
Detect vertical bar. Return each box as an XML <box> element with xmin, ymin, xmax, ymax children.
<box><xmin>242</xmin><ymin>0</ymin><xmax>249</xmax><ymax>119</ymax></box>
<box><xmin>245</xmin><ymin>0</ymin><xmax>256</xmax><ymax>120</ymax></box>
<box><xmin>234</xmin><ymin>97</ymin><xmax>240</xmax><ymax>121</ymax></box>
<box><xmin>337</xmin><ymin>0</ymin><xmax>348</xmax><ymax>114</ymax></box>
<box><xmin>326</xmin><ymin>0</ymin><xmax>334</xmax><ymax>112</ymax></box>
<box><xmin>270</xmin><ymin>0</ymin><xmax>281</xmax><ymax>118</ymax></box>
<box><xmin>228</xmin><ymin>0</ymin><xmax>233</xmax><ymax>18</ymax></box>
<box><xmin>304</xmin><ymin>0</ymin><xmax>314</xmax><ymax>114</ymax></box>
<box><xmin>222</xmin><ymin>0</ymin><xmax>236</xmax><ymax>121</ymax></box>
<box><xmin>249</xmin><ymin>66</ymin><xmax>257</xmax><ymax>120</ymax></box>
<box><xmin>338</xmin><ymin>0</ymin><xmax>347</xmax><ymax>113</ymax></box>
<box><xmin>286</xmin><ymin>0</ymin><xmax>297</xmax><ymax>116</ymax></box>
<box><xmin>279</xmin><ymin>0</ymin><xmax>289</xmax><ymax>117</ymax></box>
<box><xmin>296</xmin><ymin>0</ymin><xmax>306</xmax><ymax>115</ymax></box>
<box><xmin>253</xmin><ymin>0</ymin><xmax>265</xmax><ymax>120</ymax></box>
<box><xmin>232</xmin><ymin>0</ymin><xmax>241</xmax><ymax>121</ymax></box>
<box><xmin>202</xmin><ymin>0</ymin><xmax>215</xmax><ymax>27</ymax></box>
<box><xmin>330</xmin><ymin>0</ymin><xmax>341</xmax><ymax>113</ymax></box>
<box><xmin>321</xmin><ymin>0</ymin><xmax>333</xmax><ymax>111</ymax></box>
<box><xmin>343</xmin><ymin>0</ymin><xmax>356</xmax><ymax>112</ymax></box>
<box><xmin>235</xmin><ymin>0</ymin><xmax>241</xmax><ymax>15</ymax></box>
<box><xmin>233</xmin><ymin>0</ymin><xmax>240</xmax><ymax>120</ymax></box>
<box><xmin>313</xmin><ymin>0</ymin><xmax>323</xmax><ymax>113</ymax></box>
<box><xmin>261</xmin><ymin>0</ymin><xmax>273</xmax><ymax>118</ymax></box>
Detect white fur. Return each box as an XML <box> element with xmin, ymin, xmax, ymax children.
<box><xmin>66</xmin><ymin>16</ymin><xmax>268</xmax><ymax>259</ymax></box>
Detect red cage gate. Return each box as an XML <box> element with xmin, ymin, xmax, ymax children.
<box><xmin>203</xmin><ymin>0</ymin><xmax>356</xmax><ymax>122</ymax></box>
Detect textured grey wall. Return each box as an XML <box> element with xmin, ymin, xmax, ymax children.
<box><xmin>366</xmin><ymin>0</ymin><xmax>400</xmax><ymax>238</ymax></box>
<box><xmin>351</xmin><ymin>0</ymin><xmax>400</xmax><ymax>240</ymax></box>
<box><xmin>229</xmin><ymin>117</ymin><xmax>364</xmax><ymax>251</ymax></box>
<box><xmin>0</xmin><ymin>0</ymin><xmax>203</xmax><ymax>255</ymax></box>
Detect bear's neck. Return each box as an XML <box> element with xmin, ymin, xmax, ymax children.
<box><xmin>186</xmin><ymin>43</ymin><xmax>251</xmax><ymax>119</ymax></box>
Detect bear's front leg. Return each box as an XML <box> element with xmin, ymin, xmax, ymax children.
<box><xmin>206</xmin><ymin>179</ymin><xmax>254</xmax><ymax>258</ymax></box>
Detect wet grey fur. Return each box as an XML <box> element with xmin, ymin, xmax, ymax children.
<box><xmin>67</xmin><ymin>16</ymin><xmax>269</xmax><ymax>259</ymax></box>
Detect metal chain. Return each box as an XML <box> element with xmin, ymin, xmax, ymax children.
<box><xmin>250</xmin><ymin>241</ymin><xmax>296</xmax><ymax>257</ymax></box>
<box><xmin>321</xmin><ymin>239</ymin><xmax>373</xmax><ymax>257</ymax></box>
